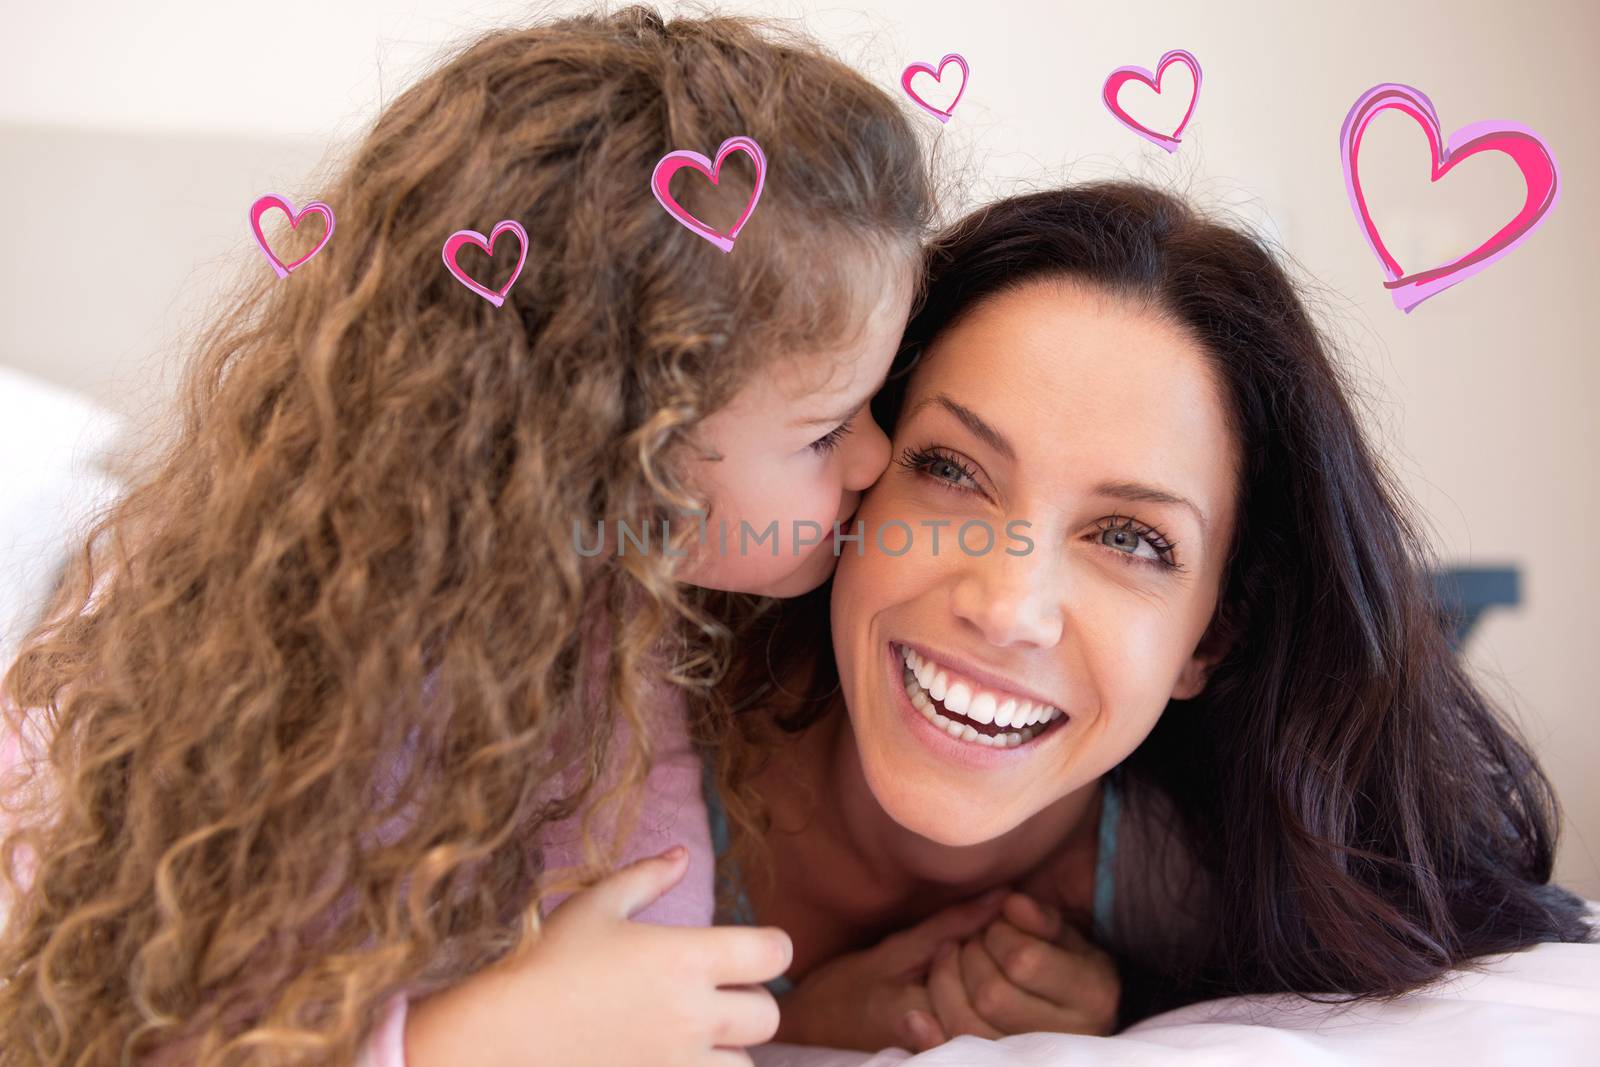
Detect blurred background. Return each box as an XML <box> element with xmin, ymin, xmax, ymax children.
<box><xmin>1</xmin><ymin>0</ymin><xmax>1595</xmax><ymax>896</ymax></box>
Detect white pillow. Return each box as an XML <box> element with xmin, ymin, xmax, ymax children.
<box><xmin>0</xmin><ymin>366</ymin><xmax>126</xmax><ymax>671</ymax></box>
<box><xmin>752</xmin><ymin>904</ymin><xmax>1600</xmax><ymax>1066</ymax></box>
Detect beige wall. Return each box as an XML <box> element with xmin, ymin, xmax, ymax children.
<box><xmin>3</xmin><ymin>0</ymin><xmax>1596</xmax><ymax>896</ymax></box>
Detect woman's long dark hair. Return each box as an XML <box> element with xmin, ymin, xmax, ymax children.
<box><xmin>720</xmin><ymin>180</ymin><xmax>1592</xmax><ymax>1024</ymax></box>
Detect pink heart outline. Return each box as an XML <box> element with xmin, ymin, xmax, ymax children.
<box><xmin>1101</xmin><ymin>49</ymin><xmax>1203</xmax><ymax>154</ymax></box>
<box><xmin>1339</xmin><ymin>82</ymin><xmax>1561</xmax><ymax>313</ymax></box>
<box><xmin>441</xmin><ymin>220</ymin><xmax>530</xmax><ymax>308</ymax></box>
<box><xmin>249</xmin><ymin>193</ymin><xmax>336</xmax><ymax>278</ymax></box>
<box><xmin>649</xmin><ymin>136</ymin><xmax>767</xmax><ymax>254</ymax></box>
<box><xmin>901</xmin><ymin>53</ymin><xmax>970</xmax><ymax>124</ymax></box>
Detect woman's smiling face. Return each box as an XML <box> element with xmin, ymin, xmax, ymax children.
<box><xmin>830</xmin><ymin>279</ymin><xmax>1241</xmax><ymax>847</ymax></box>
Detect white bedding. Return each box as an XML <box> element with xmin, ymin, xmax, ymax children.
<box><xmin>0</xmin><ymin>365</ymin><xmax>126</xmax><ymax>669</ymax></box>
<box><xmin>754</xmin><ymin>903</ymin><xmax>1600</xmax><ymax>1066</ymax></box>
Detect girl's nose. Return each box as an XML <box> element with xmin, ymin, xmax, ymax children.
<box><xmin>949</xmin><ymin>549</ymin><xmax>1065</xmax><ymax>649</ymax></box>
<box><xmin>842</xmin><ymin>413</ymin><xmax>892</xmax><ymax>491</ymax></box>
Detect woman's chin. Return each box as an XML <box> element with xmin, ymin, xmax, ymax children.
<box><xmin>890</xmin><ymin>803</ymin><xmax>1016</xmax><ymax>848</ymax></box>
<box><xmin>853</xmin><ymin>742</ymin><xmax>1028</xmax><ymax>848</ymax></box>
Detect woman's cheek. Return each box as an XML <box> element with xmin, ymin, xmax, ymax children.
<box><xmin>834</xmin><ymin>494</ymin><xmax>913</xmax><ymax>614</ymax></box>
<box><xmin>1090</xmin><ymin>610</ymin><xmax>1179</xmax><ymax>728</ymax></box>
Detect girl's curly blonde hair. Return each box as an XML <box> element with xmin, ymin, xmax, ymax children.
<box><xmin>0</xmin><ymin>5</ymin><xmax>932</xmax><ymax>1062</ymax></box>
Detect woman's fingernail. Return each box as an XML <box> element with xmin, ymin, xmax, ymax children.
<box><xmin>934</xmin><ymin>939</ymin><xmax>955</xmax><ymax>962</ymax></box>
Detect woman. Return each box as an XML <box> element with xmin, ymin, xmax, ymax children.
<box><xmin>695</xmin><ymin>181</ymin><xmax>1594</xmax><ymax>1052</ymax></box>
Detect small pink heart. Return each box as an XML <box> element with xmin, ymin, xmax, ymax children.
<box><xmin>249</xmin><ymin>193</ymin><xmax>335</xmax><ymax>278</ymax></box>
<box><xmin>441</xmin><ymin>220</ymin><xmax>529</xmax><ymax>307</ymax></box>
<box><xmin>1101</xmin><ymin>49</ymin><xmax>1203</xmax><ymax>153</ymax></box>
<box><xmin>650</xmin><ymin>136</ymin><xmax>767</xmax><ymax>254</ymax></box>
<box><xmin>901</xmin><ymin>53</ymin><xmax>969</xmax><ymax>124</ymax></box>
<box><xmin>1340</xmin><ymin>83</ymin><xmax>1560</xmax><ymax>313</ymax></box>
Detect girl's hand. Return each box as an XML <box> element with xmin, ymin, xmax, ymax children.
<box><xmin>405</xmin><ymin>846</ymin><xmax>792</xmax><ymax>1067</ymax></box>
<box><xmin>772</xmin><ymin>888</ymin><xmax>1008</xmax><ymax>1053</ymax></box>
<box><xmin>922</xmin><ymin>891</ymin><xmax>1120</xmax><ymax>1042</ymax></box>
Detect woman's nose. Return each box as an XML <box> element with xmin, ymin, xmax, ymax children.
<box><xmin>949</xmin><ymin>549</ymin><xmax>1065</xmax><ymax>649</ymax></box>
<box><xmin>842</xmin><ymin>413</ymin><xmax>892</xmax><ymax>491</ymax></box>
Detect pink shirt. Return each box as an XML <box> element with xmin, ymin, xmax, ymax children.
<box><xmin>0</xmin><ymin>650</ymin><xmax>716</xmax><ymax>1066</ymax></box>
<box><xmin>359</xmin><ymin>682</ymin><xmax>714</xmax><ymax>1066</ymax></box>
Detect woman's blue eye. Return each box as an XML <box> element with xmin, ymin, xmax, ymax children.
<box><xmin>895</xmin><ymin>445</ymin><xmax>981</xmax><ymax>491</ymax></box>
<box><xmin>809</xmin><ymin>418</ymin><xmax>855</xmax><ymax>454</ymax></box>
<box><xmin>1094</xmin><ymin>517</ymin><xmax>1180</xmax><ymax>570</ymax></box>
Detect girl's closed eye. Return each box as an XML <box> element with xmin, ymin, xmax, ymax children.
<box><xmin>896</xmin><ymin>444</ymin><xmax>1183</xmax><ymax>572</ymax></box>
<box><xmin>809</xmin><ymin>414</ymin><xmax>857</xmax><ymax>454</ymax></box>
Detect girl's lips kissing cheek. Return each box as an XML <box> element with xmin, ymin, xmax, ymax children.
<box><xmin>884</xmin><ymin>641</ymin><xmax>1069</xmax><ymax>768</ymax></box>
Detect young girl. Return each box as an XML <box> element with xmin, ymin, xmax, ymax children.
<box><xmin>0</xmin><ymin>6</ymin><xmax>931</xmax><ymax>1065</ymax></box>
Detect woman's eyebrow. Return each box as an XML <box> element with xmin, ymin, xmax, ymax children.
<box><xmin>1092</xmin><ymin>481</ymin><xmax>1209</xmax><ymax>538</ymax></box>
<box><xmin>908</xmin><ymin>391</ymin><xmax>1209</xmax><ymax>537</ymax></box>
<box><xmin>906</xmin><ymin>392</ymin><xmax>1017</xmax><ymax>461</ymax></box>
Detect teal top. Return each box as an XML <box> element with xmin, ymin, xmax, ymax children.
<box><xmin>700</xmin><ymin>758</ymin><xmax>1122</xmax><ymax>996</ymax></box>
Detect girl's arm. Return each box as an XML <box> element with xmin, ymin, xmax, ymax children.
<box><xmin>533</xmin><ymin>689</ymin><xmax>715</xmax><ymax>926</ymax></box>
<box><xmin>391</xmin><ymin>849</ymin><xmax>788</xmax><ymax>1067</ymax></box>
<box><xmin>360</xmin><ymin>694</ymin><xmax>715</xmax><ymax>1065</ymax></box>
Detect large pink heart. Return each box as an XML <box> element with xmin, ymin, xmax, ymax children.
<box><xmin>440</xmin><ymin>220</ymin><xmax>529</xmax><ymax>307</ymax></box>
<box><xmin>649</xmin><ymin>136</ymin><xmax>767</xmax><ymax>254</ymax></box>
<box><xmin>249</xmin><ymin>193</ymin><xmax>335</xmax><ymax>278</ymax></box>
<box><xmin>1101</xmin><ymin>49</ymin><xmax>1202</xmax><ymax>153</ymax></box>
<box><xmin>901</xmin><ymin>53</ymin><xmax>969</xmax><ymax>124</ymax></box>
<box><xmin>1339</xmin><ymin>83</ymin><xmax>1560</xmax><ymax>313</ymax></box>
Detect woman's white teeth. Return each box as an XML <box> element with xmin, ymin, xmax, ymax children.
<box><xmin>897</xmin><ymin>645</ymin><xmax>1062</xmax><ymax>748</ymax></box>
